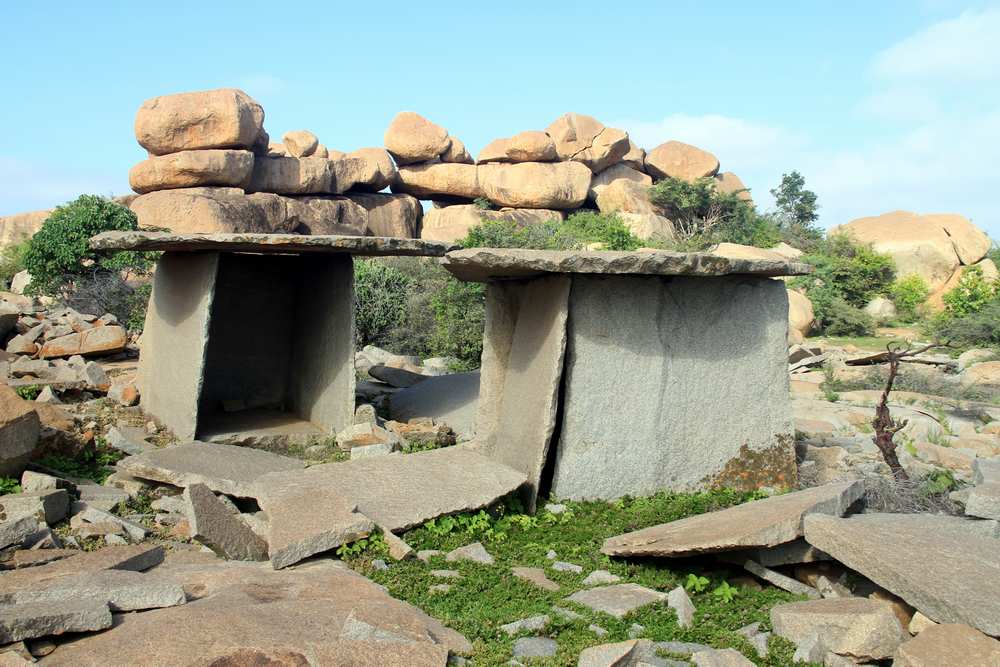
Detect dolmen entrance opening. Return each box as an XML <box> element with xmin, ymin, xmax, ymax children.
<box><xmin>441</xmin><ymin>248</ymin><xmax>812</xmax><ymax>512</ymax></box>
<box><xmin>91</xmin><ymin>232</ymin><xmax>455</xmax><ymax>443</ymax></box>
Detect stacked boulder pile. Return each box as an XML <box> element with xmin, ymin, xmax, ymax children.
<box><xmin>396</xmin><ymin>110</ymin><xmax>749</xmax><ymax>244</ymax></box>
<box><xmin>127</xmin><ymin>88</ymin><xmax>420</xmax><ymax>238</ymax></box>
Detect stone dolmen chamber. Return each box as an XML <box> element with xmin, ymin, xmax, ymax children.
<box><xmin>441</xmin><ymin>247</ymin><xmax>813</xmax><ymax>511</ymax></box>
<box><xmin>90</xmin><ymin>231</ymin><xmax>455</xmax><ymax>444</ymax></box>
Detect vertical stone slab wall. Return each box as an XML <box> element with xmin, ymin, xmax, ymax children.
<box><xmin>288</xmin><ymin>254</ymin><xmax>355</xmax><ymax>434</ymax></box>
<box><xmin>550</xmin><ymin>275</ymin><xmax>794</xmax><ymax>500</ymax></box>
<box><xmin>474</xmin><ymin>276</ymin><xmax>571</xmax><ymax>512</ymax></box>
<box><xmin>138</xmin><ymin>252</ymin><xmax>220</xmax><ymax>441</ymax></box>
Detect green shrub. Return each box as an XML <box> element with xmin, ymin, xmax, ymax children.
<box><xmin>461</xmin><ymin>211</ymin><xmax>641</xmax><ymax>251</ymax></box>
<box><xmin>430</xmin><ymin>279</ymin><xmax>485</xmax><ymax>370</ymax></box>
<box><xmin>769</xmin><ymin>171</ymin><xmax>823</xmax><ymax>251</ymax></box>
<box><xmin>354</xmin><ymin>259</ymin><xmax>413</xmax><ymax>347</ymax></box>
<box><xmin>647</xmin><ymin>177</ymin><xmax>780</xmax><ymax>248</ymax></box>
<box><xmin>0</xmin><ymin>241</ymin><xmax>29</xmax><ymax>287</ymax></box>
<box><xmin>0</xmin><ymin>477</ymin><xmax>20</xmax><ymax>495</ymax></box>
<box><xmin>793</xmin><ymin>235</ymin><xmax>896</xmax><ymax>308</ymax></box>
<box><xmin>924</xmin><ymin>300</ymin><xmax>1000</xmax><ymax>349</ymax></box>
<box><xmin>808</xmin><ymin>287</ymin><xmax>876</xmax><ymax>336</ymax></box>
<box><xmin>889</xmin><ymin>275</ymin><xmax>930</xmax><ymax>322</ymax></box>
<box><xmin>942</xmin><ymin>265</ymin><xmax>997</xmax><ymax>317</ymax></box>
<box><xmin>126</xmin><ymin>283</ymin><xmax>153</xmax><ymax>333</ymax></box>
<box><xmin>24</xmin><ymin>195</ymin><xmax>153</xmax><ymax>297</ymax></box>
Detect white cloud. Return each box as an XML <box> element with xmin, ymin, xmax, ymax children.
<box><xmin>871</xmin><ymin>8</ymin><xmax>1000</xmax><ymax>81</ymax></box>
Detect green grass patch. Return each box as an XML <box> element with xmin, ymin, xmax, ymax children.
<box><xmin>339</xmin><ymin>490</ymin><xmax>805</xmax><ymax>666</ymax></box>
<box><xmin>37</xmin><ymin>443</ymin><xmax>126</xmax><ymax>484</ymax></box>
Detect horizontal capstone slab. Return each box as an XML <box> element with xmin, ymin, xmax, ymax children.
<box><xmin>90</xmin><ymin>231</ymin><xmax>458</xmax><ymax>257</ymax></box>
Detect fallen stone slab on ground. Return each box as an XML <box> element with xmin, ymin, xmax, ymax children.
<box><xmin>771</xmin><ymin>597</ymin><xmax>907</xmax><ymax>662</ymax></box>
<box><xmin>803</xmin><ymin>513</ymin><xmax>1000</xmax><ymax>636</ymax></box>
<box><xmin>965</xmin><ymin>482</ymin><xmax>1000</xmax><ymax>520</ymax></box>
<box><xmin>893</xmin><ymin>622</ymin><xmax>1000</xmax><ymax>666</ymax></box>
<box><xmin>0</xmin><ymin>544</ymin><xmax>163</xmax><ymax>597</ymax></box>
<box><xmin>117</xmin><ymin>441</ymin><xmax>305</xmax><ymax>497</ymax></box>
<box><xmin>40</xmin><ymin>558</ymin><xmax>469</xmax><ymax>665</ymax></box>
<box><xmin>0</xmin><ymin>599</ymin><xmax>111</xmax><ymax>644</ymax></box>
<box><xmin>184</xmin><ymin>483</ymin><xmax>268</xmax><ymax>561</ymax></box>
<box><xmin>1</xmin><ymin>569</ymin><xmax>185</xmax><ymax>611</ymax></box>
<box><xmin>0</xmin><ymin>489</ymin><xmax>68</xmax><ymax>525</ymax></box>
<box><xmin>602</xmin><ymin>481</ymin><xmax>863</xmax><ymax>558</ymax></box>
<box><xmin>254</xmin><ymin>444</ymin><xmax>526</xmax><ymax>535</ymax></box>
<box><xmin>564</xmin><ymin>583</ymin><xmax>668</xmax><ymax>619</ymax></box>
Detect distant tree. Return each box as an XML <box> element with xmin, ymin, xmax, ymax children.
<box><xmin>770</xmin><ymin>171</ymin><xmax>822</xmax><ymax>249</ymax></box>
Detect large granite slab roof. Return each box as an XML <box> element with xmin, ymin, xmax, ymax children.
<box><xmin>89</xmin><ymin>231</ymin><xmax>458</xmax><ymax>257</ymax></box>
<box><xmin>441</xmin><ymin>248</ymin><xmax>813</xmax><ymax>282</ymax></box>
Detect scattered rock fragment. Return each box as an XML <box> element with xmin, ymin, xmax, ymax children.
<box><xmin>564</xmin><ymin>583</ymin><xmax>668</xmax><ymax>619</ymax></box>
<box><xmin>184</xmin><ymin>483</ymin><xmax>268</xmax><ymax>561</ymax></box>
<box><xmin>512</xmin><ymin>636</ymin><xmax>558</xmax><ymax>659</ymax></box>
<box><xmin>0</xmin><ymin>599</ymin><xmax>112</xmax><ymax>644</ymax></box>
<box><xmin>744</xmin><ymin>559</ymin><xmax>821</xmax><ymax>598</ymax></box>
<box><xmin>552</xmin><ymin>561</ymin><xmax>583</xmax><ymax>573</ymax></box>
<box><xmin>581</xmin><ymin>570</ymin><xmax>621</xmax><ymax>587</ymax></box>
<box><xmin>691</xmin><ymin>648</ymin><xmax>756</xmax><ymax>666</ymax></box>
<box><xmin>512</xmin><ymin>567</ymin><xmax>559</xmax><ymax>592</ymax></box>
<box><xmin>771</xmin><ymin>597</ymin><xmax>907</xmax><ymax>662</ymax></box>
<box><xmin>667</xmin><ymin>586</ymin><xmax>695</xmax><ymax>628</ymax></box>
<box><xmin>500</xmin><ymin>614</ymin><xmax>549</xmax><ymax>636</ymax></box>
<box><xmin>893</xmin><ymin>622</ymin><xmax>1000</xmax><ymax>666</ymax></box>
<box><xmin>445</xmin><ymin>541</ymin><xmax>494</xmax><ymax>565</ymax></box>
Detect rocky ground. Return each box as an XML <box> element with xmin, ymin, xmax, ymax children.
<box><xmin>2</xmin><ymin>302</ymin><xmax>999</xmax><ymax>665</ymax></box>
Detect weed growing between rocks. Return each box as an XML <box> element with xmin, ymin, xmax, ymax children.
<box><xmin>337</xmin><ymin>490</ymin><xmax>803</xmax><ymax>666</ymax></box>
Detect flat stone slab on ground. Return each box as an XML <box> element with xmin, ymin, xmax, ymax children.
<box><xmin>0</xmin><ymin>544</ymin><xmax>163</xmax><ymax>597</ymax></box>
<box><xmin>445</xmin><ymin>542</ymin><xmax>494</xmax><ymax>565</ymax></box>
<box><xmin>117</xmin><ymin>442</ymin><xmax>305</xmax><ymax>497</ymax></box>
<box><xmin>691</xmin><ymin>648</ymin><xmax>756</xmax><ymax>666</ymax></box>
<box><xmin>603</xmin><ymin>481</ymin><xmax>863</xmax><ymax>558</ymax></box>
<box><xmin>253</xmin><ymin>445</ymin><xmax>526</xmax><ymax>533</ymax></box>
<box><xmin>90</xmin><ymin>231</ymin><xmax>456</xmax><ymax>257</ymax></box>
<box><xmin>771</xmin><ymin>597</ymin><xmax>908</xmax><ymax>662</ymax></box>
<box><xmin>1</xmin><ymin>570</ymin><xmax>185</xmax><ymax>611</ymax></box>
<box><xmin>893</xmin><ymin>623</ymin><xmax>1000</xmax><ymax>666</ymax></box>
<box><xmin>0</xmin><ymin>490</ymin><xmax>68</xmax><ymax>525</ymax></box>
<box><xmin>42</xmin><ymin>558</ymin><xmax>469</xmax><ymax>665</ymax></box>
<box><xmin>512</xmin><ymin>636</ymin><xmax>558</xmax><ymax>658</ymax></box>
<box><xmin>565</xmin><ymin>583</ymin><xmax>668</xmax><ymax>619</ymax></box>
<box><xmin>185</xmin><ymin>483</ymin><xmax>268</xmax><ymax>561</ymax></box>
<box><xmin>511</xmin><ymin>567</ymin><xmax>559</xmax><ymax>592</ymax></box>
<box><xmin>441</xmin><ymin>247</ymin><xmax>812</xmax><ymax>282</ymax></box>
<box><xmin>803</xmin><ymin>513</ymin><xmax>1000</xmax><ymax>636</ymax></box>
<box><xmin>0</xmin><ymin>599</ymin><xmax>111</xmax><ymax>643</ymax></box>
<box><xmin>965</xmin><ymin>482</ymin><xmax>1000</xmax><ymax>520</ymax></box>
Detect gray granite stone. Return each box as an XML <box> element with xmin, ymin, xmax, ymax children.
<box><xmin>0</xmin><ymin>600</ymin><xmax>111</xmax><ymax>643</ymax></box>
<box><xmin>185</xmin><ymin>483</ymin><xmax>268</xmax><ymax>561</ymax></box>
<box><xmin>965</xmin><ymin>482</ymin><xmax>1000</xmax><ymax>520</ymax></box>
<box><xmin>0</xmin><ymin>490</ymin><xmax>68</xmax><ymax>525</ymax></box>
<box><xmin>804</xmin><ymin>513</ymin><xmax>1000</xmax><ymax>636</ymax></box>
<box><xmin>565</xmin><ymin>583</ymin><xmax>668</xmax><ymax>619</ymax></box>
<box><xmin>441</xmin><ymin>247</ymin><xmax>812</xmax><ymax>282</ymax></box>
<box><xmin>512</xmin><ymin>636</ymin><xmax>557</xmax><ymax>659</ymax></box>
<box><xmin>90</xmin><ymin>231</ymin><xmax>456</xmax><ymax>256</ymax></box>
<box><xmin>445</xmin><ymin>541</ymin><xmax>495</xmax><ymax>565</ymax></box>
<box><xmin>1</xmin><ymin>569</ymin><xmax>185</xmax><ymax>611</ymax></box>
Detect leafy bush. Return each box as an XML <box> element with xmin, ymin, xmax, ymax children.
<box><xmin>126</xmin><ymin>283</ymin><xmax>153</xmax><ymax>332</ymax></box>
<box><xmin>808</xmin><ymin>287</ymin><xmax>876</xmax><ymax>336</ymax></box>
<box><xmin>924</xmin><ymin>300</ymin><xmax>1000</xmax><ymax>349</ymax></box>
<box><xmin>793</xmin><ymin>235</ymin><xmax>896</xmax><ymax>307</ymax></box>
<box><xmin>429</xmin><ymin>279</ymin><xmax>486</xmax><ymax>370</ymax></box>
<box><xmin>0</xmin><ymin>241</ymin><xmax>29</xmax><ymax>287</ymax></box>
<box><xmin>0</xmin><ymin>477</ymin><xmax>21</xmax><ymax>495</ymax></box>
<box><xmin>889</xmin><ymin>275</ymin><xmax>930</xmax><ymax>322</ymax></box>
<box><xmin>24</xmin><ymin>195</ymin><xmax>153</xmax><ymax>297</ymax></box>
<box><xmin>354</xmin><ymin>259</ymin><xmax>413</xmax><ymax>347</ymax></box>
<box><xmin>461</xmin><ymin>211</ymin><xmax>641</xmax><ymax>251</ymax></box>
<box><xmin>942</xmin><ymin>265</ymin><xmax>997</xmax><ymax>317</ymax></box>
<box><xmin>647</xmin><ymin>177</ymin><xmax>780</xmax><ymax>248</ymax></box>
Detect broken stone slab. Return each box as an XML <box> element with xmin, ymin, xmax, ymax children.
<box><xmin>75</xmin><ymin>484</ymin><xmax>130</xmax><ymax>511</ymax></box>
<box><xmin>666</xmin><ymin>586</ymin><xmax>695</xmax><ymax>628</ymax></box>
<box><xmin>581</xmin><ymin>570</ymin><xmax>621</xmax><ymax>587</ymax></box>
<box><xmin>253</xmin><ymin>444</ymin><xmax>526</xmax><ymax>534</ymax></box>
<box><xmin>90</xmin><ymin>230</ymin><xmax>457</xmax><ymax>257</ymax></box>
<box><xmin>972</xmin><ymin>457</ymin><xmax>1000</xmax><ymax>484</ymax></box>
<box><xmin>603</xmin><ymin>481</ymin><xmax>863</xmax><ymax>558</ymax></box>
<box><xmin>720</xmin><ymin>538</ymin><xmax>832</xmax><ymax>567</ymax></box>
<box><xmin>771</xmin><ymin>597</ymin><xmax>909</xmax><ymax>662</ymax></box>
<box><xmin>0</xmin><ymin>600</ymin><xmax>111</xmax><ymax>644</ymax></box>
<box><xmin>1</xmin><ymin>569</ymin><xmax>186</xmax><ymax>611</ymax></box>
<box><xmin>803</xmin><ymin>513</ymin><xmax>1000</xmax><ymax>635</ymax></box>
<box><xmin>0</xmin><ymin>490</ymin><xmax>67</xmax><ymax>525</ymax></box>
<box><xmin>893</xmin><ymin>622</ymin><xmax>1000</xmax><ymax>666</ymax></box>
<box><xmin>45</xmin><ymin>558</ymin><xmax>470</xmax><ymax>664</ymax></box>
<box><xmin>71</xmin><ymin>504</ymin><xmax>146</xmax><ymax>541</ymax></box>
<box><xmin>381</xmin><ymin>528</ymin><xmax>414</xmax><ymax>561</ymax></box>
<box><xmin>117</xmin><ymin>441</ymin><xmax>305</xmax><ymax>497</ymax></box>
<box><xmin>0</xmin><ymin>544</ymin><xmax>164</xmax><ymax>597</ymax></box>
<box><xmin>511</xmin><ymin>567</ymin><xmax>559</xmax><ymax>592</ymax></box>
<box><xmin>552</xmin><ymin>561</ymin><xmax>583</xmax><ymax>573</ymax></box>
<box><xmin>564</xmin><ymin>583</ymin><xmax>668</xmax><ymax>619</ymax></box>
<box><xmin>0</xmin><ymin>517</ymin><xmax>38</xmax><ymax>551</ymax></box>
<box><xmin>500</xmin><ymin>614</ymin><xmax>549</xmax><ymax>636</ymax></box>
<box><xmin>367</xmin><ymin>364</ymin><xmax>428</xmax><ymax>388</ymax></box>
<box><xmin>690</xmin><ymin>648</ymin><xmax>756</xmax><ymax>666</ymax></box>
<box><xmin>255</xmin><ymin>478</ymin><xmax>373</xmax><ymax>570</ymax></box>
<box><xmin>37</xmin><ymin>326</ymin><xmax>127</xmax><ymax>359</ymax></box>
<box><xmin>104</xmin><ymin>425</ymin><xmax>155</xmax><ymax>456</ymax></box>
<box><xmin>445</xmin><ymin>541</ymin><xmax>494</xmax><ymax>565</ymax></box>
<box><xmin>440</xmin><ymin>247</ymin><xmax>812</xmax><ymax>283</ymax></box>
<box><xmin>744</xmin><ymin>559</ymin><xmax>821</xmax><ymax>599</ymax></box>
<box><xmin>336</xmin><ymin>422</ymin><xmax>403</xmax><ymax>452</ymax></box>
<box><xmin>965</xmin><ymin>482</ymin><xmax>1000</xmax><ymax>520</ymax></box>
<box><xmin>512</xmin><ymin>636</ymin><xmax>558</xmax><ymax>659</ymax></box>
<box><xmin>474</xmin><ymin>275</ymin><xmax>570</xmax><ymax>512</ymax></box>
<box><xmin>1</xmin><ymin>549</ymin><xmax>77</xmax><ymax>570</ymax></box>
<box><xmin>184</xmin><ymin>483</ymin><xmax>268</xmax><ymax>561</ymax></box>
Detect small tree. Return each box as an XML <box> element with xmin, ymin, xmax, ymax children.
<box><xmin>769</xmin><ymin>171</ymin><xmax>823</xmax><ymax>249</ymax></box>
<box><xmin>24</xmin><ymin>195</ymin><xmax>152</xmax><ymax>298</ymax></box>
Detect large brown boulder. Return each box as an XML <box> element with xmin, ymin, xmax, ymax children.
<box><xmin>829</xmin><ymin>210</ymin><xmax>985</xmax><ymax>293</ymax></box>
<box><xmin>505</xmin><ymin>131</ymin><xmax>558</xmax><ymax>162</ymax></box>
<box><xmin>39</xmin><ymin>325</ymin><xmax>128</xmax><ymax>358</ymax></box>
<box><xmin>787</xmin><ymin>289</ymin><xmax>814</xmax><ymax>343</ymax></box>
<box><xmin>0</xmin><ymin>209</ymin><xmax>49</xmax><ymax>248</ymax></box>
<box><xmin>478</xmin><ymin>161</ymin><xmax>591</xmax><ymax>209</ymax></box>
<box><xmin>391</xmin><ymin>163</ymin><xmax>481</xmax><ymax>201</ymax></box>
<box><xmin>595</xmin><ymin>179</ymin><xmax>657</xmax><ymax>216</ymax></box>
<box><xmin>128</xmin><ymin>150</ymin><xmax>254</xmax><ymax>194</ymax></box>
<box><xmin>281</xmin><ymin>130</ymin><xmax>319</xmax><ymax>158</ymax></box>
<box><xmin>348</xmin><ymin>193</ymin><xmax>422</xmax><ymax>238</ymax></box>
<box><xmin>135</xmin><ymin>89</ymin><xmax>264</xmax><ymax>156</ymax></box>
<box><xmin>621</xmin><ymin>140</ymin><xmax>646</xmax><ymax>171</ymax></box>
<box><xmin>383</xmin><ymin>112</ymin><xmax>450</xmax><ymax>165</ymax></box>
<box><xmin>421</xmin><ymin>205</ymin><xmax>563</xmax><ymax>243</ymax></box>
<box><xmin>344</xmin><ymin>148</ymin><xmax>397</xmax><ymax>192</ymax></box>
<box><xmin>440</xmin><ymin>137</ymin><xmax>473</xmax><ymax>164</ymax></box>
<box><xmin>246</xmin><ymin>156</ymin><xmax>334</xmax><ymax>195</ymax></box>
<box><xmin>283</xmin><ymin>197</ymin><xmax>369</xmax><ymax>236</ymax></box>
<box><xmin>544</xmin><ymin>113</ymin><xmax>630</xmax><ymax>172</ymax></box>
<box><xmin>129</xmin><ymin>187</ymin><xmax>299</xmax><ymax>234</ymax></box>
<box><xmin>0</xmin><ymin>385</ymin><xmax>40</xmax><ymax>477</ymax></box>
<box><xmin>476</xmin><ymin>138</ymin><xmax>512</xmax><ymax>164</ymax></box>
<box><xmin>588</xmin><ymin>163</ymin><xmax>652</xmax><ymax>201</ymax></box>
<box><xmin>714</xmin><ymin>171</ymin><xmax>753</xmax><ymax>204</ymax></box>
<box><xmin>645</xmin><ymin>140</ymin><xmax>719</xmax><ymax>181</ymax></box>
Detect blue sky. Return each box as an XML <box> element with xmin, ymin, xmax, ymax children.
<box><xmin>1</xmin><ymin>1</ymin><xmax>997</xmax><ymax>239</ymax></box>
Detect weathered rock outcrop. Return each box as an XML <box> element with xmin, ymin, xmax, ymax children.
<box><xmin>645</xmin><ymin>140</ymin><xmax>720</xmax><ymax>181</ymax></box>
<box><xmin>383</xmin><ymin>111</ymin><xmax>450</xmax><ymax>165</ymax></box>
<box><xmin>128</xmin><ymin>150</ymin><xmax>254</xmax><ymax>194</ymax></box>
<box><xmin>422</xmin><ymin>205</ymin><xmax>562</xmax><ymax>243</ymax></box>
<box><xmin>478</xmin><ymin>161</ymin><xmax>591</xmax><ymax>209</ymax></box>
<box><xmin>391</xmin><ymin>163</ymin><xmax>481</xmax><ymax>201</ymax></box>
<box><xmin>135</xmin><ymin>88</ymin><xmax>264</xmax><ymax>156</ymax></box>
